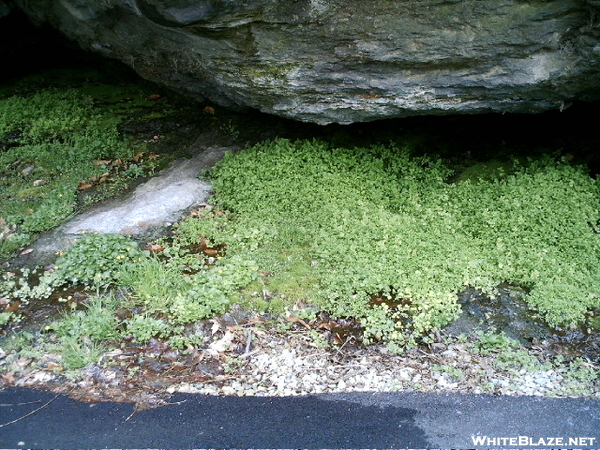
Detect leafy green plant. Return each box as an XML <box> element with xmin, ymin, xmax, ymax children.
<box><xmin>0</xmin><ymin>69</ymin><xmax>187</xmax><ymax>261</ymax></box>
<box><xmin>494</xmin><ymin>349</ymin><xmax>547</xmax><ymax>372</ymax></box>
<box><xmin>0</xmin><ymin>312</ymin><xmax>15</xmax><ymax>327</ymax></box>
<box><xmin>433</xmin><ymin>364</ymin><xmax>463</xmax><ymax>380</ymax></box>
<box><xmin>197</xmin><ymin>138</ymin><xmax>600</xmax><ymax>349</ymax></box>
<box><xmin>556</xmin><ymin>359</ymin><xmax>599</xmax><ymax>396</ymax></box>
<box><xmin>118</xmin><ymin>256</ymin><xmax>185</xmax><ymax>310</ymax></box>
<box><xmin>474</xmin><ymin>331</ymin><xmax>520</xmax><ymax>355</ymax></box>
<box><xmin>49</xmin><ymin>295</ymin><xmax>121</xmax><ymax>369</ymax></box>
<box><xmin>0</xmin><ymin>88</ymin><xmax>135</xmax><ymax>259</ymax></box>
<box><xmin>125</xmin><ymin>315</ymin><xmax>171</xmax><ymax>342</ymax></box>
<box><xmin>167</xmin><ymin>257</ymin><xmax>258</xmax><ymax>324</ymax></box>
<box><xmin>58</xmin><ymin>335</ymin><xmax>106</xmax><ymax>370</ymax></box>
<box><xmin>52</xmin><ymin>295</ymin><xmax>121</xmax><ymax>341</ymax></box>
<box><xmin>44</xmin><ymin>233</ymin><xmax>149</xmax><ymax>288</ymax></box>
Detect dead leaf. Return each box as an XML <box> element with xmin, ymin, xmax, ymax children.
<box><xmin>211</xmin><ymin>319</ymin><xmax>221</xmax><ymax>335</ymax></box>
<box><xmin>19</xmin><ymin>248</ymin><xmax>33</xmax><ymax>256</ymax></box>
<box><xmin>144</xmin><ymin>243</ymin><xmax>165</xmax><ymax>253</ymax></box>
<box><xmin>203</xmin><ymin>106</ymin><xmax>215</xmax><ymax>114</ymax></box>
<box><xmin>46</xmin><ymin>361</ymin><xmax>64</xmax><ymax>371</ymax></box>
<box><xmin>93</xmin><ymin>159</ymin><xmax>112</xmax><ymax>166</ymax></box>
<box><xmin>1</xmin><ymin>371</ymin><xmax>15</xmax><ymax>385</ymax></box>
<box><xmin>209</xmin><ymin>330</ymin><xmax>234</xmax><ymax>353</ymax></box>
<box><xmin>198</xmin><ymin>236</ymin><xmax>208</xmax><ymax>251</ymax></box>
<box><xmin>4</xmin><ymin>300</ymin><xmax>21</xmax><ymax>313</ymax></box>
<box><xmin>24</xmin><ymin>208</ymin><xmax>34</xmax><ymax>213</ymax></box>
<box><xmin>132</xmin><ymin>152</ymin><xmax>145</xmax><ymax>162</ymax></box>
<box><xmin>286</xmin><ymin>315</ymin><xmax>312</xmax><ymax>330</ymax></box>
<box><xmin>78</xmin><ymin>182</ymin><xmax>93</xmax><ymax>191</ymax></box>
<box><xmin>16</xmin><ymin>357</ymin><xmax>32</xmax><ymax>369</ymax></box>
<box><xmin>147</xmin><ymin>94</ymin><xmax>161</xmax><ymax>100</ymax></box>
<box><xmin>147</xmin><ymin>154</ymin><xmax>160</xmax><ymax>160</ymax></box>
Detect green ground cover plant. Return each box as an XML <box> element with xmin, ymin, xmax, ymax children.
<box><xmin>0</xmin><ymin>231</ymin><xmax>257</xmax><ymax>364</ymax></box>
<box><xmin>0</xmin><ymin>69</ymin><xmax>182</xmax><ymax>260</ymax></box>
<box><xmin>176</xmin><ymin>138</ymin><xmax>600</xmax><ymax>349</ymax></box>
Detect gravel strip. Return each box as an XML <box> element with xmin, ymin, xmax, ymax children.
<box><xmin>3</xmin><ymin>322</ymin><xmax>598</xmax><ymax>404</ymax></box>
<box><xmin>167</xmin><ymin>330</ymin><xmax>600</xmax><ymax>399</ymax></box>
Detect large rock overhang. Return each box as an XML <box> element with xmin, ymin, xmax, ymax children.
<box><xmin>8</xmin><ymin>0</ymin><xmax>600</xmax><ymax>125</ymax></box>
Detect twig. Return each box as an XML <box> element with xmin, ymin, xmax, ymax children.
<box><xmin>0</xmin><ymin>400</ymin><xmax>43</xmax><ymax>407</ymax></box>
<box><xmin>334</xmin><ymin>336</ymin><xmax>355</xmax><ymax>357</ymax></box>
<box><xmin>0</xmin><ymin>393</ymin><xmax>60</xmax><ymax>428</ymax></box>
<box><xmin>236</xmin><ymin>330</ymin><xmax>260</xmax><ymax>358</ymax></box>
<box><xmin>238</xmin><ymin>349</ymin><xmax>260</xmax><ymax>358</ymax></box>
<box><xmin>125</xmin><ymin>404</ymin><xmax>139</xmax><ymax>421</ymax></box>
<box><xmin>245</xmin><ymin>330</ymin><xmax>252</xmax><ymax>354</ymax></box>
<box><xmin>417</xmin><ymin>348</ymin><xmax>441</xmax><ymax>361</ymax></box>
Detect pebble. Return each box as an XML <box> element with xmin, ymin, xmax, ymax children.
<box><xmin>160</xmin><ymin>337</ymin><xmax>599</xmax><ymax>399</ymax></box>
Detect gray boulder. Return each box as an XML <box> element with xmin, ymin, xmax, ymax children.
<box><xmin>11</xmin><ymin>0</ymin><xmax>600</xmax><ymax>124</ymax></box>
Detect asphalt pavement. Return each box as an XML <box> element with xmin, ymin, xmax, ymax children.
<box><xmin>1</xmin><ymin>387</ymin><xmax>599</xmax><ymax>448</ymax></box>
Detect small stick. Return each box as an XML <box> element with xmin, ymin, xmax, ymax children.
<box><xmin>0</xmin><ymin>400</ymin><xmax>42</xmax><ymax>407</ymax></box>
<box><xmin>238</xmin><ymin>331</ymin><xmax>260</xmax><ymax>358</ymax></box>
<box><xmin>0</xmin><ymin>393</ymin><xmax>60</xmax><ymax>428</ymax></box>
<box><xmin>245</xmin><ymin>330</ymin><xmax>252</xmax><ymax>354</ymax></box>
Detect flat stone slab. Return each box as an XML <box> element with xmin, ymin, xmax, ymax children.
<box><xmin>62</xmin><ymin>155</ymin><xmax>212</xmax><ymax>236</ymax></box>
<box><xmin>10</xmin><ymin>144</ymin><xmax>236</xmax><ymax>268</ymax></box>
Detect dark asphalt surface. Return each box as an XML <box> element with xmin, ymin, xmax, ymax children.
<box><xmin>1</xmin><ymin>387</ymin><xmax>599</xmax><ymax>448</ymax></box>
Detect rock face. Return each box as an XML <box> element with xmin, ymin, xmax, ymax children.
<box><xmin>10</xmin><ymin>0</ymin><xmax>600</xmax><ymax>124</ymax></box>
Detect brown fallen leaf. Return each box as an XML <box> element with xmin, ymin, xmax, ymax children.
<box><xmin>147</xmin><ymin>94</ymin><xmax>161</xmax><ymax>100</ymax></box>
<box><xmin>46</xmin><ymin>361</ymin><xmax>64</xmax><ymax>371</ymax></box>
<box><xmin>132</xmin><ymin>152</ymin><xmax>145</xmax><ymax>162</ymax></box>
<box><xmin>78</xmin><ymin>182</ymin><xmax>93</xmax><ymax>191</ymax></box>
<box><xmin>198</xmin><ymin>236</ymin><xmax>209</xmax><ymax>251</ymax></box>
<box><xmin>144</xmin><ymin>243</ymin><xmax>165</xmax><ymax>253</ymax></box>
<box><xmin>19</xmin><ymin>248</ymin><xmax>33</xmax><ymax>256</ymax></box>
<box><xmin>286</xmin><ymin>315</ymin><xmax>312</xmax><ymax>330</ymax></box>
<box><xmin>93</xmin><ymin>159</ymin><xmax>112</xmax><ymax>166</ymax></box>
<box><xmin>209</xmin><ymin>330</ymin><xmax>234</xmax><ymax>353</ymax></box>
<box><xmin>1</xmin><ymin>371</ymin><xmax>15</xmax><ymax>385</ymax></box>
<box><xmin>112</xmin><ymin>158</ymin><xmax>123</xmax><ymax>166</ymax></box>
<box><xmin>147</xmin><ymin>154</ymin><xmax>160</xmax><ymax>160</ymax></box>
<box><xmin>4</xmin><ymin>300</ymin><xmax>21</xmax><ymax>313</ymax></box>
<box><xmin>203</xmin><ymin>106</ymin><xmax>215</xmax><ymax>114</ymax></box>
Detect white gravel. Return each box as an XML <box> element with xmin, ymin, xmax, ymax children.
<box><xmin>166</xmin><ymin>331</ymin><xmax>600</xmax><ymax>399</ymax></box>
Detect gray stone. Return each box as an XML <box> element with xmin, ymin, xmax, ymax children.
<box><xmin>10</xmin><ymin>0</ymin><xmax>600</xmax><ymax>124</ymax></box>
<box><xmin>10</xmin><ymin>143</ymin><xmax>235</xmax><ymax>268</ymax></box>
